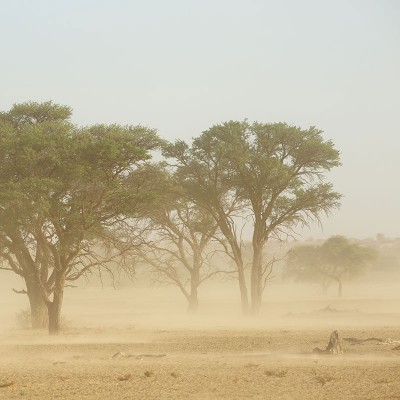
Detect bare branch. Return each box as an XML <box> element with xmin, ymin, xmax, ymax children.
<box><xmin>12</xmin><ymin>288</ymin><xmax>27</xmax><ymax>295</ymax></box>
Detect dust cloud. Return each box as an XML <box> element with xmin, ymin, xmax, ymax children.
<box><xmin>1</xmin><ymin>269</ymin><xmax>400</xmax><ymax>399</ymax></box>
<box><xmin>2</xmin><ymin>272</ymin><xmax>400</xmax><ymax>336</ymax></box>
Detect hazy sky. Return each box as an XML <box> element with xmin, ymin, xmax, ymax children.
<box><xmin>1</xmin><ymin>0</ymin><xmax>399</xmax><ymax>239</ymax></box>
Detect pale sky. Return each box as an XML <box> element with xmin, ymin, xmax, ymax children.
<box><xmin>1</xmin><ymin>0</ymin><xmax>399</xmax><ymax>239</ymax></box>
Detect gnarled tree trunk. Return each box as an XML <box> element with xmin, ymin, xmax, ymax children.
<box><xmin>238</xmin><ymin>267</ymin><xmax>249</xmax><ymax>315</ymax></box>
<box><xmin>187</xmin><ymin>292</ymin><xmax>199</xmax><ymax>313</ymax></box>
<box><xmin>47</xmin><ymin>276</ymin><xmax>65</xmax><ymax>335</ymax></box>
<box><xmin>48</xmin><ymin>295</ymin><xmax>63</xmax><ymax>335</ymax></box>
<box><xmin>26</xmin><ymin>279</ymin><xmax>48</xmax><ymax>329</ymax></box>
<box><xmin>217</xmin><ymin>214</ymin><xmax>249</xmax><ymax>315</ymax></box>
<box><xmin>250</xmin><ymin>224</ymin><xmax>263</xmax><ymax>315</ymax></box>
<box><xmin>188</xmin><ymin>267</ymin><xmax>199</xmax><ymax>313</ymax></box>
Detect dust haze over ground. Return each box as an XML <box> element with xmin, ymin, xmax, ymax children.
<box><xmin>1</xmin><ymin>271</ymin><xmax>400</xmax><ymax>399</ymax></box>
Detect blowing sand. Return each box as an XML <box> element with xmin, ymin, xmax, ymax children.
<box><xmin>0</xmin><ymin>282</ymin><xmax>399</xmax><ymax>399</ymax></box>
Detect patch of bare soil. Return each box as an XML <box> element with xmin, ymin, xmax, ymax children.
<box><xmin>1</xmin><ymin>327</ymin><xmax>400</xmax><ymax>399</ymax></box>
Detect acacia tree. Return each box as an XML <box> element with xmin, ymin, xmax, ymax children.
<box><xmin>164</xmin><ymin>121</ymin><xmax>341</xmax><ymax>314</ymax></box>
<box><xmin>0</xmin><ymin>101</ymin><xmax>73</xmax><ymax>328</ymax></box>
<box><xmin>0</xmin><ymin>101</ymin><xmax>161</xmax><ymax>333</ymax></box>
<box><xmin>139</xmin><ymin>206</ymin><xmax>219</xmax><ymax>312</ymax></box>
<box><xmin>285</xmin><ymin>244</ymin><xmax>332</xmax><ymax>294</ymax></box>
<box><xmin>127</xmin><ymin>167</ymin><xmax>220</xmax><ymax>312</ymax></box>
<box><xmin>286</xmin><ymin>236</ymin><xmax>375</xmax><ymax>296</ymax></box>
<box><xmin>164</xmin><ymin>139</ymin><xmax>250</xmax><ymax>313</ymax></box>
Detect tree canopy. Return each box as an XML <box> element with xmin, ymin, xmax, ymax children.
<box><xmin>0</xmin><ymin>101</ymin><xmax>162</xmax><ymax>333</ymax></box>
<box><xmin>1</xmin><ymin>103</ymin><xmax>344</xmax><ymax>329</ymax></box>
<box><xmin>286</xmin><ymin>236</ymin><xmax>376</xmax><ymax>296</ymax></box>
<box><xmin>164</xmin><ymin>120</ymin><xmax>341</xmax><ymax>312</ymax></box>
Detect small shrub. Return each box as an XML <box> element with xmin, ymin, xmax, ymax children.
<box><xmin>15</xmin><ymin>308</ymin><xmax>70</xmax><ymax>330</ymax></box>
<box><xmin>264</xmin><ymin>369</ymin><xmax>287</xmax><ymax>378</ymax></box>
<box><xmin>15</xmin><ymin>308</ymin><xmax>32</xmax><ymax>329</ymax></box>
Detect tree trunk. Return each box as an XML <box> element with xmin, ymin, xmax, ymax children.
<box><xmin>188</xmin><ymin>266</ymin><xmax>199</xmax><ymax>313</ymax></box>
<box><xmin>187</xmin><ymin>292</ymin><xmax>199</xmax><ymax>313</ymax></box>
<box><xmin>48</xmin><ymin>295</ymin><xmax>63</xmax><ymax>335</ymax></box>
<box><xmin>337</xmin><ymin>279</ymin><xmax>343</xmax><ymax>297</ymax></box>
<box><xmin>250</xmin><ymin>243</ymin><xmax>263</xmax><ymax>314</ymax></box>
<box><xmin>26</xmin><ymin>279</ymin><xmax>48</xmax><ymax>329</ymax></box>
<box><xmin>250</xmin><ymin>219</ymin><xmax>264</xmax><ymax>314</ymax></box>
<box><xmin>216</xmin><ymin>214</ymin><xmax>249</xmax><ymax>314</ymax></box>
<box><xmin>237</xmin><ymin>267</ymin><xmax>249</xmax><ymax>314</ymax></box>
<box><xmin>47</xmin><ymin>276</ymin><xmax>65</xmax><ymax>335</ymax></box>
<box><xmin>227</xmin><ymin>241</ymin><xmax>249</xmax><ymax>314</ymax></box>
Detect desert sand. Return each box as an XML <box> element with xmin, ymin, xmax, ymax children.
<box><xmin>1</xmin><ymin>282</ymin><xmax>399</xmax><ymax>399</ymax></box>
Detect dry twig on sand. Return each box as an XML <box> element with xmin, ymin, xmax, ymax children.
<box><xmin>343</xmin><ymin>337</ymin><xmax>383</xmax><ymax>344</ymax></box>
<box><xmin>343</xmin><ymin>337</ymin><xmax>400</xmax><ymax>348</ymax></box>
<box><xmin>111</xmin><ymin>351</ymin><xmax>166</xmax><ymax>360</ymax></box>
<box><xmin>0</xmin><ymin>381</ymin><xmax>15</xmax><ymax>388</ymax></box>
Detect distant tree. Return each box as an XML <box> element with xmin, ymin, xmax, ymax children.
<box><xmin>286</xmin><ymin>236</ymin><xmax>376</xmax><ymax>296</ymax></box>
<box><xmin>374</xmin><ymin>244</ymin><xmax>400</xmax><ymax>275</ymax></box>
<box><xmin>164</xmin><ymin>121</ymin><xmax>341</xmax><ymax>314</ymax></box>
<box><xmin>131</xmin><ymin>168</ymin><xmax>221</xmax><ymax>312</ymax></box>
<box><xmin>285</xmin><ymin>244</ymin><xmax>332</xmax><ymax>294</ymax></box>
<box><xmin>0</xmin><ymin>101</ymin><xmax>161</xmax><ymax>334</ymax></box>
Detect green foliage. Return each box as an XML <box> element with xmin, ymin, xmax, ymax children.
<box><xmin>164</xmin><ymin>120</ymin><xmax>342</xmax><ymax>310</ymax></box>
<box><xmin>286</xmin><ymin>236</ymin><xmax>376</xmax><ymax>293</ymax></box>
<box><xmin>1</xmin><ymin>106</ymin><xmax>343</xmax><ymax>318</ymax></box>
<box><xmin>0</xmin><ymin>101</ymin><xmax>163</xmax><ymax>332</ymax></box>
<box><xmin>321</xmin><ymin>236</ymin><xmax>375</xmax><ymax>277</ymax></box>
<box><xmin>165</xmin><ymin>120</ymin><xmax>341</xmax><ymax>239</ymax></box>
<box><xmin>1</xmin><ymin>101</ymin><xmax>72</xmax><ymax>126</ymax></box>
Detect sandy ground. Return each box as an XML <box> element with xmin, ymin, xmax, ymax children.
<box><xmin>1</xmin><ymin>327</ymin><xmax>400</xmax><ymax>399</ymax></box>
<box><xmin>1</xmin><ymin>282</ymin><xmax>400</xmax><ymax>399</ymax></box>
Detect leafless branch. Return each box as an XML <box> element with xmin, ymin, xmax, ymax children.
<box><xmin>12</xmin><ymin>288</ymin><xmax>27</xmax><ymax>295</ymax></box>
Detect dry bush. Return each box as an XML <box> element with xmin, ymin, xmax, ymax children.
<box><xmin>15</xmin><ymin>308</ymin><xmax>70</xmax><ymax>330</ymax></box>
<box><xmin>15</xmin><ymin>308</ymin><xmax>32</xmax><ymax>329</ymax></box>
